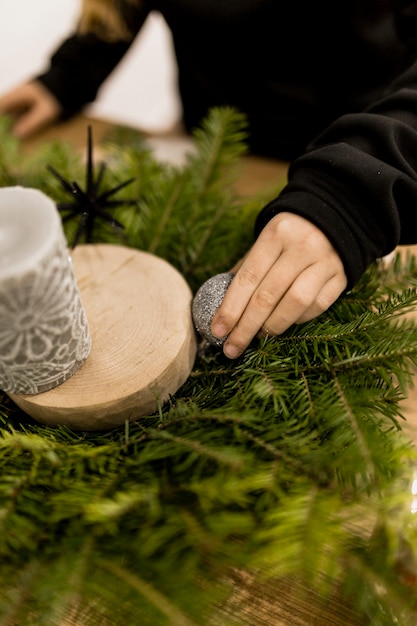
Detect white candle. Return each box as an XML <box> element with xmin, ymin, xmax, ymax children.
<box><xmin>0</xmin><ymin>186</ymin><xmax>91</xmax><ymax>395</ymax></box>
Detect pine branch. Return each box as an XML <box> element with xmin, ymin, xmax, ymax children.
<box><xmin>186</xmin><ymin>107</ymin><xmax>249</xmax><ymax>197</ymax></box>
<box><xmin>99</xmin><ymin>560</ymin><xmax>198</xmax><ymax>626</ymax></box>
<box><xmin>1</xmin><ymin>111</ymin><xmax>417</xmax><ymax>624</ymax></box>
<box><xmin>146</xmin><ymin>174</ymin><xmax>185</xmax><ymax>254</ymax></box>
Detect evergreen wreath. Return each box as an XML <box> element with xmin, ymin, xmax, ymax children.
<box><xmin>1</xmin><ymin>109</ymin><xmax>417</xmax><ymax>625</ymax></box>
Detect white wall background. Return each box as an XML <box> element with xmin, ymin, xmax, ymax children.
<box><xmin>0</xmin><ymin>0</ymin><xmax>181</xmax><ymax>133</ymax></box>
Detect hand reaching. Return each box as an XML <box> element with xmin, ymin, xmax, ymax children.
<box><xmin>0</xmin><ymin>81</ymin><xmax>62</xmax><ymax>138</ymax></box>
<box><xmin>211</xmin><ymin>212</ymin><xmax>348</xmax><ymax>358</ymax></box>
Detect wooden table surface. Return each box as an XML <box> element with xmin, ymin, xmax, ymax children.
<box><xmin>24</xmin><ymin>115</ymin><xmax>417</xmax><ymax>625</ymax></box>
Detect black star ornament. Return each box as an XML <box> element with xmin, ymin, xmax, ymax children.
<box><xmin>47</xmin><ymin>126</ymin><xmax>137</xmax><ymax>248</ymax></box>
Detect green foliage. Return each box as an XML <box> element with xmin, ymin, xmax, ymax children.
<box><xmin>104</xmin><ymin>109</ymin><xmax>254</xmax><ymax>288</ymax></box>
<box><xmin>1</xmin><ymin>110</ymin><xmax>417</xmax><ymax>624</ymax></box>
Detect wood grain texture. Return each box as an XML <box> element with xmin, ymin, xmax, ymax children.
<box><xmin>11</xmin><ymin>244</ymin><xmax>197</xmax><ymax>429</ymax></box>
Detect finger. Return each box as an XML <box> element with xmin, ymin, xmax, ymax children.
<box><xmin>293</xmin><ymin>271</ymin><xmax>348</xmax><ymax>324</ymax></box>
<box><xmin>12</xmin><ymin>99</ymin><xmax>60</xmax><ymax>139</ymax></box>
<box><xmin>223</xmin><ymin>259</ymin><xmax>343</xmax><ymax>358</ymax></box>
<box><xmin>12</xmin><ymin>108</ymin><xmax>47</xmax><ymax>138</ymax></box>
<box><xmin>211</xmin><ymin>236</ymin><xmax>284</xmax><ymax>340</ymax></box>
<box><xmin>220</xmin><ymin>245</ymin><xmax>321</xmax><ymax>339</ymax></box>
<box><xmin>0</xmin><ymin>83</ymin><xmax>61</xmax><ymax>138</ymax></box>
<box><xmin>0</xmin><ymin>90</ymin><xmax>32</xmax><ymax>115</ymax></box>
<box><xmin>261</xmin><ymin>264</ymin><xmax>347</xmax><ymax>333</ymax></box>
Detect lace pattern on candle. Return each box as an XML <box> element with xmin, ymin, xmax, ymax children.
<box><xmin>0</xmin><ymin>233</ymin><xmax>91</xmax><ymax>395</ymax></box>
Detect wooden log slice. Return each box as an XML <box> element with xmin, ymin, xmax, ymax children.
<box><xmin>10</xmin><ymin>244</ymin><xmax>197</xmax><ymax>430</ymax></box>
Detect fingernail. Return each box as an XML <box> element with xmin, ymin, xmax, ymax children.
<box><xmin>223</xmin><ymin>343</ymin><xmax>241</xmax><ymax>359</ymax></box>
<box><xmin>211</xmin><ymin>322</ymin><xmax>228</xmax><ymax>339</ymax></box>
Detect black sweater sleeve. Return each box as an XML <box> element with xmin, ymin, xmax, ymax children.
<box><xmin>255</xmin><ymin>62</ymin><xmax>417</xmax><ymax>289</ymax></box>
<box><xmin>36</xmin><ymin>34</ymin><xmax>132</xmax><ymax>118</ymax></box>
<box><xmin>36</xmin><ymin>4</ymin><xmax>150</xmax><ymax>119</ymax></box>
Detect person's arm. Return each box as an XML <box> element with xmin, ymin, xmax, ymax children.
<box><xmin>0</xmin><ymin>3</ymin><xmax>150</xmax><ymax>137</ymax></box>
<box><xmin>34</xmin><ymin>32</ymin><xmax>136</xmax><ymax>121</ymax></box>
<box><xmin>256</xmin><ymin>61</ymin><xmax>417</xmax><ymax>287</ymax></box>
<box><xmin>212</xmin><ymin>60</ymin><xmax>417</xmax><ymax>358</ymax></box>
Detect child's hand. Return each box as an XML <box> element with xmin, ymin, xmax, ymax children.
<box><xmin>0</xmin><ymin>81</ymin><xmax>62</xmax><ymax>138</ymax></box>
<box><xmin>211</xmin><ymin>212</ymin><xmax>348</xmax><ymax>358</ymax></box>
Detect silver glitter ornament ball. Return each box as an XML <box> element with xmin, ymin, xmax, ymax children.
<box><xmin>192</xmin><ymin>272</ymin><xmax>234</xmax><ymax>346</ymax></box>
